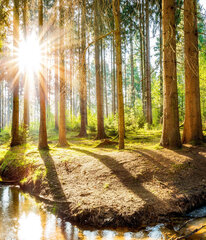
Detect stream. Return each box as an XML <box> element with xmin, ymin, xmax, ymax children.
<box><xmin>0</xmin><ymin>185</ymin><xmax>206</xmax><ymax>240</ymax></box>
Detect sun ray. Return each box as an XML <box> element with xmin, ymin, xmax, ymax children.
<box><xmin>18</xmin><ymin>32</ymin><xmax>41</xmax><ymax>74</ymax></box>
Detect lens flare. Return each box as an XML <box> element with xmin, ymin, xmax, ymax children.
<box><xmin>18</xmin><ymin>33</ymin><xmax>41</xmax><ymax>74</ymax></box>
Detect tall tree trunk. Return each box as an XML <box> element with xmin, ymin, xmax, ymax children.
<box><xmin>38</xmin><ymin>0</ymin><xmax>48</xmax><ymax>149</ymax></box>
<box><xmin>145</xmin><ymin>0</ymin><xmax>152</xmax><ymax>125</ymax></box>
<box><xmin>139</xmin><ymin>0</ymin><xmax>144</xmax><ymax>114</ymax></box>
<box><xmin>159</xmin><ymin>1</ymin><xmax>163</xmax><ymax>120</ymax></box>
<box><xmin>182</xmin><ymin>0</ymin><xmax>203</xmax><ymax>144</ymax></box>
<box><xmin>141</xmin><ymin>0</ymin><xmax>147</xmax><ymax>117</ymax></box>
<box><xmin>112</xmin><ymin>0</ymin><xmax>125</xmax><ymax>149</ymax></box>
<box><xmin>88</xmin><ymin>47</ymin><xmax>91</xmax><ymax>110</ymax></box>
<box><xmin>69</xmin><ymin>48</ymin><xmax>73</xmax><ymax>122</ymax></box>
<box><xmin>23</xmin><ymin>0</ymin><xmax>29</xmax><ymax>133</ymax></box>
<box><xmin>78</xmin><ymin>0</ymin><xmax>87</xmax><ymax>137</ymax></box>
<box><xmin>103</xmin><ymin>43</ymin><xmax>108</xmax><ymax>118</ymax></box>
<box><xmin>111</xmin><ymin>37</ymin><xmax>116</xmax><ymax>115</ymax></box>
<box><xmin>68</xmin><ymin>0</ymin><xmax>74</xmax><ymax>122</ymax></box>
<box><xmin>11</xmin><ymin>0</ymin><xmax>20</xmax><ymax>147</ymax></box>
<box><xmin>160</xmin><ymin>0</ymin><xmax>181</xmax><ymax>148</ymax></box>
<box><xmin>130</xmin><ymin>26</ymin><xmax>135</xmax><ymax>107</ymax></box>
<box><xmin>59</xmin><ymin>0</ymin><xmax>69</xmax><ymax>146</ymax></box>
<box><xmin>54</xmin><ymin>48</ymin><xmax>59</xmax><ymax>130</ymax></box>
<box><xmin>124</xmin><ymin>43</ymin><xmax>127</xmax><ymax>106</ymax></box>
<box><xmin>94</xmin><ymin>0</ymin><xmax>106</xmax><ymax>139</ymax></box>
<box><xmin>54</xmin><ymin>7</ymin><xmax>59</xmax><ymax>130</ymax></box>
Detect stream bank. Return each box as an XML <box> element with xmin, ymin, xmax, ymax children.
<box><xmin>1</xmin><ymin>143</ymin><xmax>206</xmax><ymax>229</ymax></box>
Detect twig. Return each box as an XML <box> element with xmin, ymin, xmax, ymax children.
<box><xmin>175</xmin><ymin>224</ymin><xmax>206</xmax><ymax>240</ymax></box>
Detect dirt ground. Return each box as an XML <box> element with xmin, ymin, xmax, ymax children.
<box><xmin>1</xmin><ymin>139</ymin><xmax>206</xmax><ymax>229</ymax></box>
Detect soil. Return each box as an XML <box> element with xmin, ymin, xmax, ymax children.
<box><xmin>1</xmin><ymin>142</ymin><xmax>206</xmax><ymax>229</ymax></box>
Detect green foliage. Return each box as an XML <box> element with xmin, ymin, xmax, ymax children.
<box><xmin>66</xmin><ymin>114</ymin><xmax>80</xmax><ymax>132</ymax></box>
<box><xmin>105</xmin><ymin>115</ymin><xmax>118</xmax><ymax>136</ymax></box>
<box><xmin>87</xmin><ymin>111</ymin><xmax>97</xmax><ymax>133</ymax></box>
<box><xmin>33</xmin><ymin>166</ymin><xmax>46</xmax><ymax>182</ymax></box>
<box><xmin>0</xmin><ymin>127</ymin><xmax>10</xmax><ymax>144</ymax></box>
<box><xmin>124</xmin><ymin>100</ymin><xmax>146</xmax><ymax>132</ymax></box>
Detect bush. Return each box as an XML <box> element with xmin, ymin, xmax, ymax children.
<box><xmin>105</xmin><ymin>115</ymin><xmax>118</xmax><ymax>136</ymax></box>
<box><xmin>87</xmin><ymin>111</ymin><xmax>97</xmax><ymax>132</ymax></box>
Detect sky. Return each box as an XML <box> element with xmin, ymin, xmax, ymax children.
<box><xmin>199</xmin><ymin>0</ymin><xmax>206</xmax><ymax>10</ymax></box>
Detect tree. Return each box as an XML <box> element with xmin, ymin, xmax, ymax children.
<box><xmin>94</xmin><ymin>0</ymin><xmax>106</xmax><ymax>139</ymax></box>
<box><xmin>130</xmin><ymin>24</ymin><xmax>135</xmax><ymax>107</ymax></box>
<box><xmin>23</xmin><ymin>0</ymin><xmax>29</xmax><ymax>132</ymax></box>
<box><xmin>160</xmin><ymin>0</ymin><xmax>181</xmax><ymax>148</ymax></box>
<box><xmin>58</xmin><ymin>0</ymin><xmax>69</xmax><ymax>146</ymax></box>
<box><xmin>111</xmin><ymin>36</ymin><xmax>116</xmax><ymax>115</ymax></box>
<box><xmin>159</xmin><ymin>0</ymin><xmax>163</xmax><ymax>119</ymax></box>
<box><xmin>54</xmin><ymin>48</ymin><xmax>59</xmax><ymax>130</ymax></box>
<box><xmin>38</xmin><ymin>0</ymin><xmax>49</xmax><ymax>149</ymax></box>
<box><xmin>11</xmin><ymin>0</ymin><xmax>20</xmax><ymax>147</ymax></box>
<box><xmin>112</xmin><ymin>0</ymin><xmax>125</xmax><ymax>149</ymax></box>
<box><xmin>78</xmin><ymin>0</ymin><xmax>87</xmax><ymax>137</ymax></box>
<box><xmin>145</xmin><ymin>0</ymin><xmax>152</xmax><ymax>125</ymax></box>
<box><xmin>54</xmin><ymin>6</ymin><xmax>59</xmax><ymax>131</ymax></box>
<box><xmin>182</xmin><ymin>0</ymin><xmax>203</xmax><ymax>144</ymax></box>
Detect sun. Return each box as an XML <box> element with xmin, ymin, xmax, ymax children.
<box><xmin>18</xmin><ymin>32</ymin><xmax>41</xmax><ymax>74</ymax></box>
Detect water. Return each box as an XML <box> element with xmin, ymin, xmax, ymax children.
<box><xmin>0</xmin><ymin>185</ymin><xmax>205</xmax><ymax>240</ymax></box>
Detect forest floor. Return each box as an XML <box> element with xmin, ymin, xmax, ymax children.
<box><xmin>1</xmin><ymin>129</ymin><xmax>206</xmax><ymax>229</ymax></box>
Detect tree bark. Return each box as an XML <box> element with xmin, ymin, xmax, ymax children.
<box><xmin>94</xmin><ymin>0</ymin><xmax>106</xmax><ymax>139</ymax></box>
<box><xmin>141</xmin><ymin>0</ymin><xmax>146</xmax><ymax>117</ymax></box>
<box><xmin>130</xmin><ymin>26</ymin><xmax>135</xmax><ymax>107</ymax></box>
<box><xmin>159</xmin><ymin>1</ymin><xmax>163</xmax><ymax>120</ymax></box>
<box><xmin>11</xmin><ymin>0</ymin><xmax>20</xmax><ymax>147</ymax></box>
<box><xmin>112</xmin><ymin>37</ymin><xmax>116</xmax><ymax>115</ymax></box>
<box><xmin>103</xmin><ymin>43</ymin><xmax>108</xmax><ymax>118</ymax></box>
<box><xmin>124</xmin><ymin>43</ymin><xmax>127</xmax><ymax>106</ymax></box>
<box><xmin>78</xmin><ymin>0</ymin><xmax>87</xmax><ymax>137</ymax></box>
<box><xmin>23</xmin><ymin>0</ymin><xmax>29</xmax><ymax>133</ymax></box>
<box><xmin>38</xmin><ymin>0</ymin><xmax>49</xmax><ymax>149</ymax></box>
<box><xmin>112</xmin><ymin>0</ymin><xmax>125</xmax><ymax>149</ymax></box>
<box><xmin>182</xmin><ymin>0</ymin><xmax>203</xmax><ymax>144</ymax></box>
<box><xmin>160</xmin><ymin>0</ymin><xmax>181</xmax><ymax>149</ymax></box>
<box><xmin>59</xmin><ymin>0</ymin><xmax>69</xmax><ymax>146</ymax></box>
<box><xmin>145</xmin><ymin>0</ymin><xmax>152</xmax><ymax>125</ymax></box>
<box><xmin>54</xmin><ymin>48</ymin><xmax>59</xmax><ymax>130</ymax></box>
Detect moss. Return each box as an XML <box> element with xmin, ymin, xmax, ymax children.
<box><xmin>33</xmin><ymin>166</ymin><xmax>46</xmax><ymax>182</ymax></box>
<box><xmin>20</xmin><ymin>177</ymin><xmax>28</xmax><ymax>184</ymax></box>
<box><xmin>172</xmin><ymin>162</ymin><xmax>192</xmax><ymax>172</ymax></box>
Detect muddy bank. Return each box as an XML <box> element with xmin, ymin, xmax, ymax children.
<box><xmin>1</xmin><ymin>144</ymin><xmax>206</xmax><ymax>229</ymax></box>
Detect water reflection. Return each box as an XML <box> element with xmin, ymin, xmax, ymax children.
<box><xmin>0</xmin><ymin>185</ymin><xmax>206</xmax><ymax>240</ymax></box>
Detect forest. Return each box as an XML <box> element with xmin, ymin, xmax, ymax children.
<box><xmin>0</xmin><ymin>0</ymin><xmax>206</xmax><ymax>239</ymax></box>
<box><xmin>0</xmin><ymin>0</ymin><xmax>204</xmax><ymax>150</ymax></box>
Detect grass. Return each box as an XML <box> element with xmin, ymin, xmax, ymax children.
<box><xmin>0</xmin><ymin>127</ymin><xmax>164</xmax><ymax>182</ymax></box>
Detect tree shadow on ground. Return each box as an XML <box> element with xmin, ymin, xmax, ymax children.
<box><xmin>71</xmin><ymin>147</ymin><xmax>164</xmax><ymax>205</ymax></box>
<box><xmin>39</xmin><ymin>149</ymin><xmax>67</xmax><ymax>202</ymax></box>
<box><xmin>133</xmin><ymin>149</ymin><xmax>175</xmax><ymax>169</ymax></box>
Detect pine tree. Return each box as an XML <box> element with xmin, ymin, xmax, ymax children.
<box><xmin>160</xmin><ymin>0</ymin><xmax>181</xmax><ymax>148</ymax></box>
<box><xmin>58</xmin><ymin>0</ymin><xmax>69</xmax><ymax>146</ymax></box>
<box><xmin>182</xmin><ymin>0</ymin><xmax>203</xmax><ymax>144</ymax></box>
<box><xmin>38</xmin><ymin>0</ymin><xmax>49</xmax><ymax>149</ymax></box>
<box><xmin>112</xmin><ymin>0</ymin><xmax>125</xmax><ymax>149</ymax></box>
<box><xmin>11</xmin><ymin>0</ymin><xmax>20</xmax><ymax>147</ymax></box>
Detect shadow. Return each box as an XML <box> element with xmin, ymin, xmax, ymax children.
<box><xmin>39</xmin><ymin>149</ymin><xmax>67</xmax><ymax>202</ymax></box>
<box><xmin>0</xmin><ymin>145</ymin><xmax>27</xmax><ymax>180</ymax></box>
<box><xmin>71</xmin><ymin>147</ymin><xmax>163</xmax><ymax>205</ymax></box>
<box><xmin>133</xmin><ymin>149</ymin><xmax>175</xmax><ymax>170</ymax></box>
